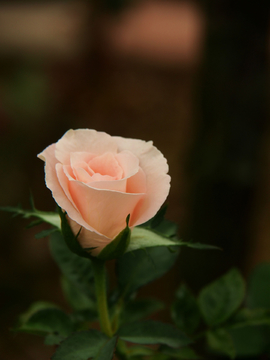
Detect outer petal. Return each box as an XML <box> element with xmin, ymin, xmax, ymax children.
<box><xmin>55</xmin><ymin>129</ymin><xmax>118</xmax><ymax>164</ymax></box>
<box><xmin>113</xmin><ymin>136</ymin><xmax>171</xmax><ymax>225</ymax></box>
<box><xmin>37</xmin><ymin>145</ymin><xmax>85</xmax><ymax>227</ymax></box>
<box><xmin>68</xmin><ymin>218</ymin><xmax>111</xmax><ymax>256</ymax></box>
<box><xmin>67</xmin><ymin>179</ymin><xmax>144</xmax><ymax>238</ymax></box>
<box><xmin>55</xmin><ymin>164</ymin><xmax>96</xmax><ymax>232</ymax></box>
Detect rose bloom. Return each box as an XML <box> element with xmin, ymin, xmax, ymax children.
<box><xmin>38</xmin><ymin>129</ymin><xmax>170</xmax><ymax>255</ymax></box>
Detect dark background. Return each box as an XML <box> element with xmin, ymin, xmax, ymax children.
<box><xmin>0</xmin><ymin>0</ymin><xmax>270</xmax><ymax>358</ymax></box>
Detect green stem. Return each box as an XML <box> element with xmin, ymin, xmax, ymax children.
<box><xmin>92</xmin><ymin>258</ymin><xmax>113</xmax><ymax>337</ymax></box>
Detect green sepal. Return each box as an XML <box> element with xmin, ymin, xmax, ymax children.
<box><xmin>98</xmin><ymin>215</ymin><xmax>131</xmax><ymax>261</ymax></box>
<box><xmin>118</xmin><ymin>320</ymin><xmax>191</xmax><ymax>348</ymax></box>
<box><xmin>58</xmin><ymin>207</ymin><xmax>94</xmax><ymax>259</ymax></box>
<box><xmin>126</xmin><ymin>227</ymin><xmax>220</xmax><ymax>253</ymax></box>
<box><xmin>0</xmin><ymin>204</ymin><xmax>61</xmax><ymax>228</ymax></box>
<box><xmin>198</xmin><ymin>268</ymin><xmax>245</xmax><ymax>327</ymax></box>
<box><xmin>126</xmin><ymin>227</ymin><xmax>181</xmax><ymax>252</ymax></box>
<box><xmin>171</xmin><ymin>284</ymin><xmax>201</xmax><ymax>335</ymax></box>
<box><xmin>206</xmin><ymin>328</ymin><xmax>236</xmax><ymax>359</ymax></box>
<box><xmin>51</xmin><ymin>330</ymin><xmax>110</xmax><ymax>360</ymax></box>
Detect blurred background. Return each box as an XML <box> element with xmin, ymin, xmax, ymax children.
<box><xmin>0</xmin><ymin>0</ymin><xmax>270</xmax><ymax>358</ymax></box>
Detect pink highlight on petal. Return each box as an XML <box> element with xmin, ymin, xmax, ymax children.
<box><xmin>88</xmin><ymin>152</ymin><xmax>123</xmax><ymax>179</ymax></box>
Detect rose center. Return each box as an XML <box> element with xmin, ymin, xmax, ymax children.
<box><xmin>88</xmin><ymin>152</ymin><xmax>123</xmax><ymax>180</ymax></box>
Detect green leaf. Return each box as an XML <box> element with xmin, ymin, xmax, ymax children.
<box><xmin>58</xmin><ymin>208</ymin><xmax>93</xmax><ymax>259</ymax></box>
<box><xmin>117</xmin><ymin>246</ymin><xmax>179</xmax><ymax>296</ymax></box>
<box><xmin>126</xmin><ymin>346</ymin><xmax>154</xmax><ymax>357</ymax></box>
<box><xmin>61</xmin><ymin>276</ymin><xmax>97</xmax><ymax>312</ymax></box>
<box><xmin>227</xmin><ymin>308</ymin><xmax>270</xmax><ymax>328</ymax></box>
<box><xmin>94</xmin><ymin>336</ymin><xmax>117</xmax><ymax>360</ymax></box>
<box><xmin>98</xmin><ymin>215</ymin><xmax>131</xmax><ymax>260</ymax></box>
<box><xmin>150</xmin><ymin>205</ymin><xmax>168</xmax><ymax>229</ymax></box>
<box><xmin>160</xmin><ymin>345</ymin><xmax>201</xmax><ymax>359</ymax></box>
<box><xmin>155</xmin><ymin>219</ymin><xmax>178</xmax><ymax>238</ymax></box>
<box><xmin>198</xmin><ymin>268</ymin><xmax>245</xmax><ymax>326</ymax></box>
<box><xmin>49</xmin><ymin>231</ymin><xmax>96</xmax><ymax>303</ymax></box>
<box><xmin>171</xmin><ymin>285</ymin><xmax>201</xmax><ymax>335</ymax></box>
<box><xmin>120</xmin><ymin>298</ymin><xmax>164</xmax><ymax>324</ymax></box>
<box><xmin>206</xmin><ymin>328</ymin><xmax>235</xmax><ymax>359</ymax></box>
<box><xmin>178</xmin><ymin>242</ymin><xmax>221</xmax><ymax>250</ymax></box>
<box><xmin>52</xmin><ymin>330</ymin><xmax>109</xmax><ymax>360</ymax></box>
<box><xmin>118</xmin><ymin>320</ymin><xmax>191</xmax><ymax>348</ymax></box>
<box><xmin>247</xmin><ymin>262</ymin><xmax>270</xmax><ymax>309</ymax></box>
<box><xmin>0</xmin><ymin>205</ymin><xmax>61</xmax><ymax>228</ymax></box>
<box><xmin>228</xmin><ymin>326</ymin><xmax>267</xmax><ymax>357</ymax></box>
<box><xmin>35</xmin><ymin>228</ymin><xmax>57</xmax><ymax>239</ymax></box>
<box><xmin>127</xmin><ymin>227</ymin><xmax>180</xmax><ymax>252</ymax></box>
<box><xmin>17</xmin><ymin>308</ymin><xmax>74</xmax><ymax>341</ymax></box>
<box><xmin>18</xmin><ymin>301</ymin><xmax>59</xmax><ymax>325</ymax></box>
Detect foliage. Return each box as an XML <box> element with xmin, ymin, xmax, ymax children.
<box><xmin>3</xmin><ymin>204</ymin><xmax>270</xmax><ymax>359</ymax></box>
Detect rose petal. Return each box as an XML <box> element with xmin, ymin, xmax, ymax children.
<box><xmin>55</xmin><ymin>129</ymin><xmax>118</xmax><ymax>164</ymax></box>
<box><xmin>69</xmin><ymin>218</ymin><xmax>111</xmax><ymax>256</ymax></box>
<box><xmin>88</xmin><ymin>152</ymin><xmax>123</xmax><ymax>179</ymax></box>
<box><xmin>115</xmin><ymin>150</ymin><xmax>140</xmax><ymax>178</ymax></box>
<box><xmin>113</xmin><ymin>136</ymin><xmax>170</xmax><ymax>225</ymax></box>
<box><xmin>56</xmin><ymin>164</ymin><xmax>97</xmax><ymax>232</ymax></box>
<box><xmin>67</xmin><ymin>179</ymin><xmax>144</xmax><ymax>238</ymax></box>
<box><xmin>126</xmin><ymin>167</ymin><xmax>147</xmax><ymax>194</ymax></box>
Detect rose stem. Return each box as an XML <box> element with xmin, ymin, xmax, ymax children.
<box><xmin>92</xmin><ymin>258</ymin><xmax>113</xmax><ymax>337</ymax></box>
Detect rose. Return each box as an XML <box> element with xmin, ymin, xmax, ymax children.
<box><xmin>38</xmin><ymin>129</ymin><xmax>170</xmax><ymax>255</ymax></box>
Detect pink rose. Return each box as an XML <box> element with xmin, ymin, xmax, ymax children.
<box><xmin>38</xmin><ymin>129</ymin><xmax>170</xmax><ymax>255</ymax></box>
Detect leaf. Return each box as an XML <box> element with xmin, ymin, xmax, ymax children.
<box><xmin>150</xmin><ymin>205</ymin><xmax>169</xmax><ymax>229</ymax></box>
<box><xmin>228</xmin><ymin>326</ymin><xmax>267</xmax><ymax>357</ymax></box>
<box><xmin>52</xmin><ymin>330</ymin><xmax>109</xmax><ymax>360</ymax></box>
<box><xmin>198</xmin><ymin>268</ymin><xmax>245</xmax><ymax>326</ymax></box>
<box><xmin>227</xmin><ymin>308</ymin><xmax>270</xmax><ymax>328</ymax></box>
<box><xmin>17</xmin><ymin>308</ymin><xmax>74</xmax><ymax>342</ymax></box>
<box><xmin>49</xmin><ymin>231</ymin><xmax>96</xmax><ymax>303</ymax></box>
<box><xmin>118</xmin><ymin>320</ymin><xmax>191</xmax><ymax>348</ymax></box>
<box><xmin>0</xmin><ymin>205</ymin><xmax>61</xmax><ymax>228</ymax></box>
<box><xmin>94</xmin><ymin>336</ymin><xmax>117</xmax><ymax>360</ymax></box>
<box><xmin>61</xmin><ymin>276</ymin><xmax>97</xmax><ymax>312</ymax></box>
<box><xmin>160</xmin><ymin>345</ymin><xmax>201</xmax><ymax>359</ymax></box>
<box><xmin>35</xmin><ymin>228</ymin><xmax>58</xmax><ymax>239</ymax></box>
<box><xmin>126</xmin><ymin>346</ymin><xmax>154</xmax><ymax>357</ymax></box>
<box><xmin>98</xmin><ymin>215</ymin><xmax>131</xmax><ymax>260</ymax></box>
<box><xmin>117</xmin><ymin>246</ymin><xmax>179</xmax><ymax>296</ymax></box>
<box><xmin>179</xmin><ymin>242</ymin><xmax>221</xmax><ymax>250</ymax></box>
<box><xmin>127</xmin><ymin>227</ymin><xmax>180</xmax><ymax>252</ymax></box>
<box><xmin>58</xmin><ymin>208</ymin><xmax>93</xmax><ymax>259</ymax></box>
<box><xmin>247</xmin><ymin>262</ymin><xmax>270</xmax><ymax>309</ymax></box>
<box><xmin>206</xmin><ymin>329</ymin><xmax>235</xmax><ymax>359</ymax></box>
<box><xmin>171</xmin><ymin>285</ymin><xmax>201</xmax><ymax>335</ymax></box>
<box><xmin>18</xmin><ymin>301</ymin><xmax>60</xmax><ymax>325</ymax></box>
<box><xmin>120</xmin><ymin>298</ymin><xmax>164</xmax><ymax>324</ymax></box>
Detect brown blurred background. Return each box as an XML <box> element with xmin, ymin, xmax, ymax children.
<box><xmin>0</xmin><ymin>0</ymin><xmax>270</xmax><ymax>358</ymax></box>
